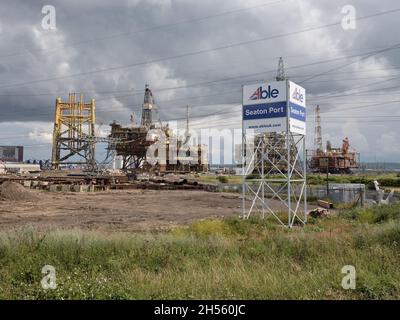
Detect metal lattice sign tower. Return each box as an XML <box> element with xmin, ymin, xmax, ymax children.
<box><xmin>241</xmin><ymin>80</ymin><xmax>307</xmax><ymax>227</ymax></box>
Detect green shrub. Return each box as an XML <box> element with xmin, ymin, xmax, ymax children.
<box><xmin>217</xmin><ymin>175</ymin><xmax>229</xmax><ymax>183</ymax></box>
<box><xmin>307</xmin><ymin>174</ymin><xmax>400</xmax><ymax>189</ymax></box>
<box><xmin>353</xmin><ymin>221</ymin><xmax>400</xmax><ymax>248</ymax></box>
<box><xmin>378</xmin><ymin>178</ymin><xmax>400</xmax><ymax>187</ymax></box>
<box><xmin>340</xmin><ymin>203</ymin><xmax>400</xmax><ymax>223</ymax></box>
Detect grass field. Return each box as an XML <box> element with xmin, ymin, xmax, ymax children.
<box><xmin>198</xmin><ymin>173</ymin><xmax>400</xmax><ymax>189</ymax></box>
<box><xmin>197</xmin><ymin>174</ymin><xmax>242</xmax><ymax>184</ymax></box>
<box><xmin>0</xmin><ymin>203</ymin><xmax>399</xmax><ymax>299</ymax></box>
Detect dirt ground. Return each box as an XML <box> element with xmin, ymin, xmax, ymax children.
<box><xmin>0</xmin><ymin>189</ymin><xmax>246</xmax><ymax>232</ymax></box>
<box><xmin>0</xmin><ymin>188</ymin><xmax>312</xmax><ymax>231</ymax></box>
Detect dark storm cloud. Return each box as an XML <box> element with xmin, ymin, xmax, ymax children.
<box><xmin>0</xmin><ymin>0</ymin><xmax>399</xmax><ymax>160</ymax></box>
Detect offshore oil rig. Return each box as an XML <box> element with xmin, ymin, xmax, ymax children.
<box><xmin>308</xmin><ymin>105</ymin><xmax>359</xmax><ymax>173</ymax></box>
<box><xmin>51</xmin><ymin>85</ymin><xmax>208</xmax><ymax>173</ymax></box>
<box><xmin>108</xmin><ymin>85</ymin><xmax>208</xmax><ymax>172</ymax></box>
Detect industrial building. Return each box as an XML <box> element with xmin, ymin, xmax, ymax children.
<box><xmin>0</xmin><ymin>145</ymin><xmax>41</xmax><ymax>174</ymax></box>
<box><xmin>0</xmin><ymin>163</ymin><xmax>40</xmax><ymax>174</ymax></box>
<box><xmin>0</xmin><ymin>146</ymin><xmax>23</xmax><ymax>162</ymax></box>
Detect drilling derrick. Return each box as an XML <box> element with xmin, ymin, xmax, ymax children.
<box><xmin>313</xmin><ymin>105</ymin><xmax>322</xmax><ymax>153</ymax></box>
<box><xmin>141</xmin><ymin>84</ymin><xmax>158</xmax><ymax>129</ymax></box>
<box><xmin>51</xmin><ymin>93</ymin><xmax>96</xmax><ymax>169</ymax></box>
<box><xmin>275</xmin><ymin>57</ymin><xmax>286</xmax><ymax>81</ymax></box>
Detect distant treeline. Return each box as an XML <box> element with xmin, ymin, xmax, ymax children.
<box><xmin>308</xmin><ymin>174</ymin><xmax>400</xmax><ymax>188</ymax></box>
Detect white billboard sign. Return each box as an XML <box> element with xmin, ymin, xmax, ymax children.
<box><xmin>288</xmin><ymin>81</ymin><xmax>306</xmax><ymax>135</ymax></box>
<box><xmin>242</xmin><ymin>81</ymin><xmax>287</xmax><ymax>133</ymax></box>
<box><xmin>242</xmin><ymin>80</ymin><xmax>306</xmax><ymax>135</ymax></box>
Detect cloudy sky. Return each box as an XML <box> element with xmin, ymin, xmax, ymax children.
<box><xmin>0</xmin><ymin>0</ymin><xmax>399</xmax><ymax>162</ymax></box>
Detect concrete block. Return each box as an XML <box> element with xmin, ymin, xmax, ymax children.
<box><xmin>49</xmin><ymin>184</ymin><xmax>60</xmax><ymax>192</ymax></box>
<box><xmin>61</xmin><ymin>185</ymin><xmax>71</xmax><ymax>192</ymax></box>
<box><xmin>23</xmin><ymin>180</ymin><xmax>32</xmax><ymax>188</ymax></box>
<box><xmin>73</xmin><ymin>185</ymin><xmax>85</xmax><ymax>192</ymax></box>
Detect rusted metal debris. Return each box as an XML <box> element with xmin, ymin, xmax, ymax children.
<box><xmin>308</xmin><ymin>207</ymin><xmax>330</xmax><ymax>218</ymax></box>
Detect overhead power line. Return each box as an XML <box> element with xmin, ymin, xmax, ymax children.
<box><xmin>3</xmin><ymin>47</ymin><xmax>400</xmax><ymax>98</ymax></box>
<box><xmin>1</xmin><ymin>7</ymin><xmax>399</xmax><ymax>90</ymax></box>
<box><xmin>0</xmin><ymin>0</ymin><xmax>288</xmax><ymax>61</ymax></box>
